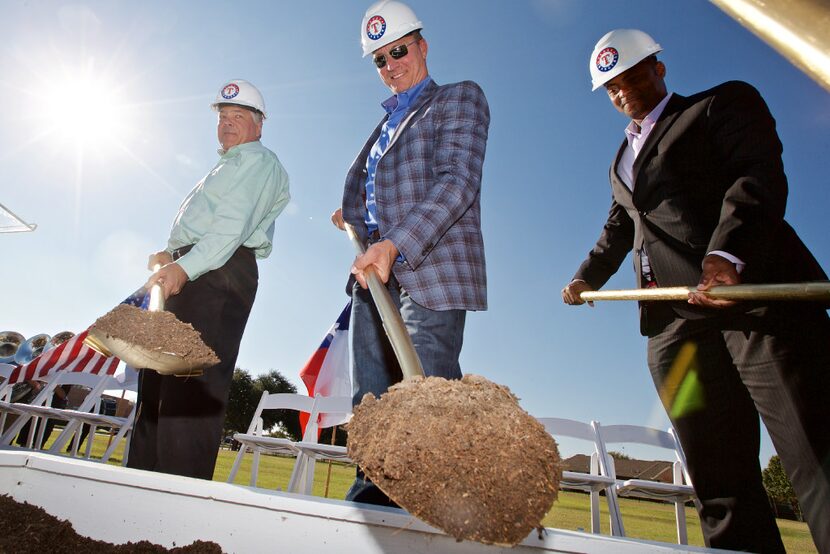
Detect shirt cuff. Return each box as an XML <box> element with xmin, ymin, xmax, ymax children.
<box><xmin>708</xmin><ymin>250</ymin><xmax>745</xmax><ymax>274</ymax></box>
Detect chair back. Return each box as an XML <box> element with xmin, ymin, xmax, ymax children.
<box><xmin>303</xmin><ymin>395</ymin><xmax>352</xmax><ymax>441</ymax></box>
<box><xmin>597</xmin><ymin>423</ymin><xmax>692</xmax><ymax>485</ymax></box>
<box><xmin>245</xmin><ymin>392</ymin><xmax>316</xmax><ymax>438</ymax></box>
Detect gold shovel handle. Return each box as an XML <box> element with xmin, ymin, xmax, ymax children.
<box><xmin>580</xmin><ymin>282</ymin><xmax>830</xmax><ymax>302</ymax></box>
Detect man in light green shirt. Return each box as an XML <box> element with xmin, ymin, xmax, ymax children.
<box><xmin>128</xmin><ymin>79</ymin><xmax>290</xmax><ymax>479</ymax></box>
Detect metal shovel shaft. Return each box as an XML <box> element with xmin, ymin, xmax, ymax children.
<box><xmin>580</xmin><ymin>281</ymin><xmax>830</xmax><ymax>302</ymax></box>
<box><xmin>345</xmin><ymin>223</ymin><xmax>425</xmax><ymax>379</ymax></box>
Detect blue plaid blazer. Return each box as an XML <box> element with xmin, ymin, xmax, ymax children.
<box><xmin>342</xmin><ymin>79</ymin><xmax>490</xmax><ymax>311</ymax></box>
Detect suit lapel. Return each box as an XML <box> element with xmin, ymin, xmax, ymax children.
<box><xmin>382</xmin><ymin>80</ymin><xmax>438</xmax><ymax>155</ymax></box>
<box><xmin>610</xmin><ymin>141</ymin><xmax>632</xmax><ymax>198</ymax></box>
<box><xmin>631</xmin><ymin>93</ymin><xmax>685</xmax><ymax>190</ymax></box>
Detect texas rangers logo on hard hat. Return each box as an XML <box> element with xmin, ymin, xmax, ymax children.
<box><xmin>366</xmin><ymin>15</ymin><xmax>386</xmax><ymax>41</ymax></box>
<box><xmin>596</xmin><ymin>47</ymin><xmax>619</xmax><ymax>72</ymax></box>
<box><xmin>221</xmin><ymin>83</ymin><xmax>240</xmax><ymax>100</ymax></box>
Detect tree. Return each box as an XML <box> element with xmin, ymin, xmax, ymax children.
<box><xmin>223</xmin><ymin>368</ymin><xmax>298</xmax><ymax>439</ymax></box>
<box><xmin>254</xmin><ymin>370</ymin><xmax>300</xmax><ymax>439</ymax></box>
<box><xmin>225</xmin><ymin>368</ymin><xmax>256</xmax><ymax>435</ymax></box>
<box><xmin>762</xmin><ymin>455</ymin><xmax>801</xmax><ymax>521</ymax></box>
<box><xmin>608</xmin><ymin>450</ymin><xmax>631</xmax><ymax>460</ymax></box>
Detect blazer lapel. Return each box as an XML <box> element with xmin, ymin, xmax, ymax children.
<box><xmin>631</xmin><ymin>93</ymin><xmax>685</xmax><ymax>187</ymax></box>
<box><xmin>610</xmin><ymin>140</ymin><xmax>632</xmax><ymax>199</ymax></box>
<box><xmin>383</xmin><ymin>80</ymin><xmax>439</xmax><ymax>154</ymax></box>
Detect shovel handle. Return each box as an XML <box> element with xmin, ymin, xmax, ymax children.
<box><xmin>345</xmin><ymin>223</ymin><xmax>425</xmax><ymax>379</ymax></box>
<box><xmin>580</xmin><ymin>282</ymin><xmax>830</xmax><ymax>302</ymax></box>
<box><xmin>149</xmin><ymin>264</ymin><xmax>165</xmax><ymax>312</ymax></box>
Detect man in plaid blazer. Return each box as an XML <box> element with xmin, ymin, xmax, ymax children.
<box><xmin>332</xmin><ymin>0</ymin><xmax>489</xmax><ymax>506</ymax></box>
<box><xmin>563</xmin><ymin>30</ymin><xmax>830</xmax><ymax>552</ymax></box>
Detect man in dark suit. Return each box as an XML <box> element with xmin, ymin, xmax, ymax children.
<box><xmin>331</xmin><ymin>0</ymin><xmax>489</xmax><ymax>506</ymax></box>
<box><xmin>562</xmin><ymin>29</ymin><xmax>829</xmax><ymax>552</ymax></box>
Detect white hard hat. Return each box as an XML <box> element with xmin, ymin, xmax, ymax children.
<box><xmin>589</xmin><ymin>29</ymin><xmax>662</xmax><ymax>91</ymax></box>
<box><xmin>211</xmin><ymin>79</ymin><xmax>267</xmax><ymax>118</ymax></box>
<box><xmin>360</xmin><ymin>0</ymin><xmax>423</xmax><ymax>58</ymax></box>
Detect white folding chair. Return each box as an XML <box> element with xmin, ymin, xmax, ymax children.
<box><xmin>287</xmin><ymin>395</ymin><xmax>353</xmax><ymax>495</ymax></box>
<box><xmin>597</xmin><ymin>423</ymin><xmax>696</xmax><ymax>545</ymax></box>
<box><xmin>0</xmin><ymin>364</ymin><xmax>17</xmax><ymax>434</ymax></box>
<box><xmin>227</xmin><ymin>392</ymin><xmax>317</xmax><ymax>488</ymax></box>
<box><xmin>0</xmin><ymin>371</ymin><xmax>112</xmax><ymax>449</ymax></box>
<box><xmin>537</xmin><ymin>417</ymin><xmax>625</xmax><ymax>536</ymax></box>
<box><xmin>47</xmin><ymin>379</ymin><xmax>137</xmax><ymax>465</ymax></box>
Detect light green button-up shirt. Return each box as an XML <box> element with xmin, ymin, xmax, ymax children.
<box><xmin>167</xmin><ymin>140</ymin><xmax>290</xmax><ymax>280</ymax></box>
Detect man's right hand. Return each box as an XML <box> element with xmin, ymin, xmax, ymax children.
<box><xmin>331</xmin><ymin>208</ymin><xmax>345</xmax><ymax>231</ymax></box>
<box><xmin>148</xmin><ymin>251</ymin><xmax>173</xmax><ymax>270</ymax></box>
<box><xmin>562</xmin><ymin>279</ymin><xmax>595</xmax><ymax>307</ymax></box>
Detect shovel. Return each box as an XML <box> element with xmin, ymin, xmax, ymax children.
<box><xmin>84</xmin><ymin>265</ymin><xmax>216</xmax><ymax>376</ymax></box>
<box><xmin>342</xmin><ymin>224</ymin><xmax>561</xmax><ymax>546</ymax></box>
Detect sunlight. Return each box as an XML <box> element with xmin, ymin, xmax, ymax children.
<box><xmin>41</xmin><ymin>63</ymin><xmax>129</xmax><ymax>146</ymax></box>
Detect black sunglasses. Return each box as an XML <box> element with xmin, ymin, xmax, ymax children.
<box><xmin>372</xmin><ymin>40</ymin><xmax>419</xmax><ymax>69</ymax></box>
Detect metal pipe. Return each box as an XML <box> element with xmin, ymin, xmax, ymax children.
<box><xmin>344</xmin><ymin>223</ymin><xmax>425</xmax><ymax>379</ymax></box>
<box><xmin>710</xmin><ymin>0</ymin><xmax>830</xmax><ymax>91</ymax></box>
<box><xmin>580</xmin><ymin>282</ymin><xmax>830</xmax><ymax>302</ymax></box>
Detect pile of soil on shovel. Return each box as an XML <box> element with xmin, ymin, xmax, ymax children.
<box><xmin>91</xmin><ymin>305</ymin><xmax>219</xmax><ymax>367</ymax></box>
<box><xmin>347</xmin><ymin>374</ymin><xmax>562</xmax><ymax>546</ymax></box>
<box><xmin>0</xmin><ymin>495</ymin><xmax>224</xmax><ymax>553</ymax></box>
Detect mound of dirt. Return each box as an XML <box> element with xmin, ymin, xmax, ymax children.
<box><xmin>90</xmin><ymin>304</ymin><xmax>219</xmax><ymax>368</ymax></box>
<box><xmin>347</xmin><ymin>374</ymin><xmax>561</xmax><ymax>546</ymax></box>
<box><xmin>0</xmin><ymin>494</ymin><xmax>224</xmax><ymax>553</ymax></box>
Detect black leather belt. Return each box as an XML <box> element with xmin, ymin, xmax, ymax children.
<box><xmin>172</xmin><ymin>245</ymin><xmax>194</xmax><ymax>261</ymax></box>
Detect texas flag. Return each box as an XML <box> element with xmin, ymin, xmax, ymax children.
<box><xmin>299</xmin><ymin>302</ymin><xmax>352</xmax><ymax>430</ymax></box>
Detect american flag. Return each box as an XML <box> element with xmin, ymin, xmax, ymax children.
<box><xmin>6</xmin><ymin>287</ymin><xmax>149</xmax><ymax>385</ymax></box>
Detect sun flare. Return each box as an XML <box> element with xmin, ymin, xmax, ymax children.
<box><xmin>41</xmin><ymin>68</ymin><xmax>130</xmax><ymax>146</ymax></box>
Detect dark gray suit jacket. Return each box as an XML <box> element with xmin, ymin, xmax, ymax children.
<box><xmin>573</xmin><ymin>81</ymin><xmax>827</xmax><ymax>334</ymax></box>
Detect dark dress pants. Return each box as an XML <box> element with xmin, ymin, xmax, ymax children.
<box><xmin>127</xmin><ymin>246</ymin><xmax>257</xmax><ymax>479</ymax></box>
<box><xmin>647</xmin><ymin>302</ymin><xmax>830</xmax><ymax>554</ymax></box>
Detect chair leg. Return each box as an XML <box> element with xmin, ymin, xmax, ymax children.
<box><xmin>101</xmin><ymin>425</ymin><xmax>130</xmax><ymax>463</ymax></box>
<box><xmin>673</xmin><ymin>462</ymin><xmax>688</xmax><ymax>544</ymax></box>
<box><xmin>589</xmin><ymin>489</ymin><xmax>601</xmax><ymax>533</ymax></box>
<box><xmin>302</xmin><ymin>458</ymin><xmax>316</xmax><ymax>496</ymax></box>
<box><xmin>250</xmin><ymin>450</ymin><xmax>261</xmax><ymax>487</ymax></box>
<box><xmin>121</xmin><ymin>433</ymin><xmax>132</xmax><ymax>466</ymax></box>
<box><xmin>227</xmin><ymin>445</ymin><xmax>247</xmax><ymax>483</ymax></box>
<box><xmin>675</xmin><ymin>499</ymin><xmax>688</xmax><ymax>544</ymax></box>
<box><xmin>607</xmin><ymin>489</ymin><xmax>626</xmax><ymax>537</ymax></box>
<box><xmin>49</xmin><ymin>420</ymin><xmax>82</xmax><ymax>454</ymax></box>
<box><xmin>287</xmin><ymin>453</ymin><xmax>307</xmax><ymax>494</ymax></box>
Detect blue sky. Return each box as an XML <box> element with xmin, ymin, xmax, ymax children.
<box><xmin>2</xmin><ymin>1</ymin><xmax>828</xmax><ymax>463</ymax></box>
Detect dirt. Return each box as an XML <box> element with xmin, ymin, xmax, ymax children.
<box><xmin>0</xmin><ymin>494</ymin><xmax>224</xmax><ymax>553</ymax></box>
<box><xmin>347</xmin><ymin>374</ymin><xmax>562</xmax><ymax>546</ymax></box>
<box><xmin>90</xmin><ymin>305</ymin><xmax>219</xmax><ymax>367</ymax></box>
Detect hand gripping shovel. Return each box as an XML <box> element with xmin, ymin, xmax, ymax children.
<box><xmin>85</xmin><ymin>266</ymin><xmax>218</xmax><ymax>376</ymax></box>
<box><xmin>343</xmin><ymin>224</ymin><xmax>562</xmax><ymax>546</ymax></box>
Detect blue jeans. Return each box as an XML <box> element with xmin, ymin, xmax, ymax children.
<box><xmin>345</xmin><ymin>278</ymin><xmax>466</xmax><ymax>505</ymax></box>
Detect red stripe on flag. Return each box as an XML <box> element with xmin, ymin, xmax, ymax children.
<box><xmin>8</xmin><ymin>330</ymin><xmax>120</xmax><ymax>384</ymax></box>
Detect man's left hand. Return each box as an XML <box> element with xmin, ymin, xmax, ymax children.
<box><xmin>145</xmin><ymin>263</ymin><xmax>189</xmax><ymax>299</ymax></box>
<box><xmin>351</xmin><ymin>240</ymin><xmax>399</xmax><ymax>289</ymax></box>
<box><xmin>688</xmin><ymin>254</ymin><xmax>740</xmax><ymax>308</ymax></box>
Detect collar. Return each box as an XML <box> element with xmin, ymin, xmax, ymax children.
<box><xmin>624</xmin><ymin>92</ymin><xmax>673</xmax><ymax>139</ymax></box>
<box><xmin>217</xmin><ymin>140</ymin><xmax>262</xmax><ymax>157</ymax></box>
<box><xmin>381</xmin><ymin>76</ymin><xmax>433</xmax><ymax>115</ymax></box>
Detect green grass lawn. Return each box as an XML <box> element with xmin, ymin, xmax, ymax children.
<box><xmin>40</xmin><ymin>432</ymin><xmax>817</xmax><ymax>553</ymax></box>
